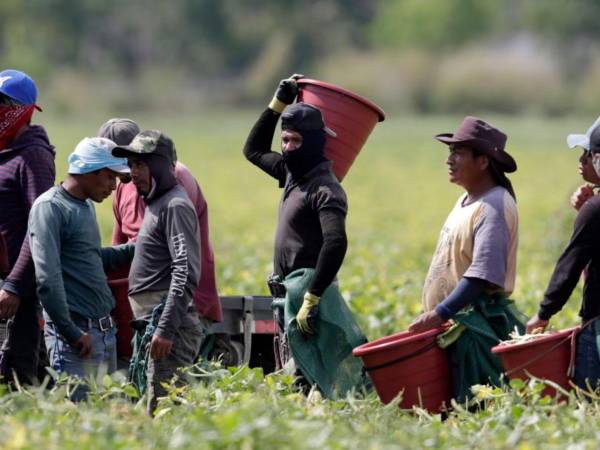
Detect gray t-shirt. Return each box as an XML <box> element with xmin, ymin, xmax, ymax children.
<box><xmin>128</xmin><ymin>185</ymin><xmax>200</xmax><ymax>339</ymax></box>
<box><xmin>422</xmin><ymin>186</ymin><xmax>518</xmax><ymax>311</ymax></box>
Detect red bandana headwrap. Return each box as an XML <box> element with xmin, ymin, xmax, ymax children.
<box><xmin>0</xmin><ymin>105</ymin><xmax>35</xmax><ymax>151</ymax></box>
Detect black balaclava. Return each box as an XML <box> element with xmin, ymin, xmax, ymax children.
<box><xmin>281</xmin><ymin>103</ymin><xmax>328</xmax><ymax>181</ymax></box>
<box><xmin>143</xmin><ymin>153</ymin><xmax>177</xmax><ymax>203</ymax></box>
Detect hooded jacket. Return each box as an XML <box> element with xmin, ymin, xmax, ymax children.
<box><xmin>112</xmin><ymin>162</ymin><xmax>221</xmax><ymax>322</ymax></box>
<box><xmin>0</xmin><ymin>125</ymin><xmax>55</xmax><ymax>297</ymax></box>
<box><xmin>243</xmin><ymin>109</ymin><xmax>348</xmax><ymax>296</ymax></box>
<box><xmin>127</xmin><ymin>153</ymin><xmax>201</xmax><ymax>339</ymax></box>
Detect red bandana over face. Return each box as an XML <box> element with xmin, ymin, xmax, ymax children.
<box><xmin>0</xmin><ymin>105</ymin><xmax>35</xmax><ymax>151</ymax></box>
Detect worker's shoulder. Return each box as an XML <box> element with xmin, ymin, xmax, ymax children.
<box><xmin>306</xmin><ymin>176</ymin><xmax>347</xmax><ymax>212</ymax></box>
<box><xmin>30</xmin><ymin>187</ymin><xmax>73</xmax><ymax>223</ymax></box>
<box><xmin>479</xmin><ymin>186</ymin><xmax>516</xmax><ymax>215</ymax></box>
<box><xmin>33</xmin><ymin>185</ymin><xmax>60</xmax><ymax>206</ymax></box>
<box><xmin>163</xmin><ymin>185</ymin><xmax>195</xmax><ymax>211</ymax></box>
<box><xmin>577</xmin><ymin>193</ymin><xmax>600</xmax><ymax>220</ymax></box>
<box><xmin>314</xmin><ymin>178</ymin><xmax>345</xmax><ymax>196</ymax></box>
<box><xmin>305</xmin><ymin>163</ymin><xmax>344</xmax><ymax>190</ymax></box>
<box><xmin>585</xmin><ymin>193</ymin><xmax>600</xmax><ymax>207</ymax></box>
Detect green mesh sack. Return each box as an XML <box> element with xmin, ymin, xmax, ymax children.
<box><xmin>281</xmin><ymin>268</ymin><xmax>368</xmax><ymax>398</ymax></box>
<box><xmin>442</xmin><ymin>294</ymin><xmax>526</xmax><ymax>403</ymax></box>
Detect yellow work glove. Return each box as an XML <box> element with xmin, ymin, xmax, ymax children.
<box><xmin>268</xmin><ymin>74</ymin><xmax>304</xmax><ymax>113</ymax></box>
<box><xmin>296</xmin><ymin>292</ymin><xmax>320</xmax><ymax>335</ymax></box>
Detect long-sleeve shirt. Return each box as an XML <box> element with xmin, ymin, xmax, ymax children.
<box><xmin>128</xmin><ymin>184</ymin><xmax>200</xmax><ymax>339</ymax></box>
<box><xmin>538</xmin><ymin>195</ymin><xmax>600</xmax><ymax>321</ymax></box>
<box><xmin>29</xmin><ymin>186</ymin><xmax>134</xmax><ymax>342</ymax></box>
<box><xmin>0</xmin><ymin>125</ymin><xmax>55</xmax><ymax>298</ymax></box>
<box><xmin>111</xmin><ymin>162</ymin><xmax>221</xmax><ymax>321</ymax></box>
<box><xmin>243</xmin><ymin>109</ymin><xmax>348</xmax><ymax>296</ymax></box>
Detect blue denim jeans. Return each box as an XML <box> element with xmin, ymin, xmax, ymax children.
<box><xmin>44</xmin><ymin>321</ymin><xmax>117</xmax><ymax>400</ymax></box>
<box><xmin>575</xmin><ymin>320</ymin><xmax>600</xmax><ymax>391</ymax></box>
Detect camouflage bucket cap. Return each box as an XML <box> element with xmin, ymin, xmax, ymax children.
<box><xmin>112</xmin><ymin>129</ymin><xmax>177</xmax><ymax>164</ymax></box>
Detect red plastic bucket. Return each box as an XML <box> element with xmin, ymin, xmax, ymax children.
<box><xmin>353</xmin><ymin>327</ymin><xmax>451</xmax><ymax>412</ymax></box>
<box><xmin>107</xmin><ymin>274</ymin><xmax>134</xmax><ymax>358</ymax></box>
<box><xmin>297</xmin><ymin>79</ymin><xmax>385</xmax><ymax>182</ymax></box>
<box><xmin>491</xmin><ymin>326</ymin><xmax>579</xmax><ymax>396</ymax></box>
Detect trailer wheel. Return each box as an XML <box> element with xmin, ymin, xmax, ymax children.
<box><xmin>210</xmin><ymin>336</ymin><xmax>244</xmax><ymax>367</ymax></box>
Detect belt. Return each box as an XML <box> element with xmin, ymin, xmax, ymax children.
<box><xmin>70</xmin><ymin>311</ymin><xmax>115</xmax><ymax>332</ymax></box>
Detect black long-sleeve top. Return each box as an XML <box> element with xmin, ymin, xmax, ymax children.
<box><xmin>538</xmin><ymin>195</ymin><xmax>600</xmax><ymax>321</ymax></box>
<box><xmin>243</xmin><ymin>109</ymin><xmax>348</xmax><ymax>296</ymax></box>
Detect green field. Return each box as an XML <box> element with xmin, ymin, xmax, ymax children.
<box><xmin>2</xmin><ymin>112</ymin><xmax>597</xmax><ymax>449</ymax></box>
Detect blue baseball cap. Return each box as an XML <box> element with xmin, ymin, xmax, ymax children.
<box><xmin>0</xmin><ymin>69</ymin><xmax>41</xmax><ymax>110</ymax></box>
<box><xmin>68</xmin><ymin>137</ymin><xmax>130</xmax><ymax>175</ymax></box>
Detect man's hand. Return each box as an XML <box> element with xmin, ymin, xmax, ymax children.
<box><xmin>570</xmin><ymin>184</ymin><xmax>594</xmax><ymax>210</ymax></box>
<box><xmin>150</xmin><ymin>334</ymin><xmax>173</xmax><ymax>360</ymax></box>
<box><xmin>268</xmin><ymin>74</ymin><xmax>305</xmax><ymax>113</ymax></box>
<box><xmin>0</xmin><ymin>289</ymin><xmax>21</xmax><ymax>319</ymax></box>
<box><xmin>74</xmin><ymin>332</ymin><xmax>93</xmax><ymax>357</ymax></box>
<box><xmin>526</xmin><ymin>314</ymin><xmax>549</xmax><ymax>334</ymax></box>
<box><xmin>409</xmin><ymin>310</ymin><xmax>444</xmax><ymax>333</ymax></box>
<box><xmin>296</xmin><ymin>292</ymin><xmax>320</xmax><ymax>335</ymax></box>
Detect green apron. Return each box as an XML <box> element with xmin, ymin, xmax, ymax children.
<box><xmin>128</xmin><ymin>302</ymin><xmax>165</xmax><ymax>396</ymax></box>
<box><xmin>437</xmin><ymin>294</ymin><xmax>527</xmax><ymax>403</ymax></box>
<box><xmin>272</xmin><ymin>268</ymin><xmax>368</xmax><ymax>398</ymax></box>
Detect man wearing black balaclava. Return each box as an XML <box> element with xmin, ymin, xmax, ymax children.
<box><xmin>112</xmin><ymin>130</ymin><xmax>205</xmax><ymax>415</ymax></box>
<box><xmin>243</xmin><ymin>75</ymin><xmax>348</xmax><ymax>337</ymax></box>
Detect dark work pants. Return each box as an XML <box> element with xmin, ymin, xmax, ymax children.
<box><xmin>0</xmin><ymin>294</ymin><xmax>41</xmax><ymax>385</ymax></box>
<box><xmin>147</xmin><ymin>318</ymin><xmax>208</xmax><ymax>415</ymax></box>
<box><xmin>575</xmin><ymin>320</ymin><xmax>600</xmax><ymax>391</ymax></box>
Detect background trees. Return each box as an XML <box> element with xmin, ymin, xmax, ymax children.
<box><xmin>2</xmin><ymin>0</ymin><xmax>599</xmax><ymax>114</ymax></box>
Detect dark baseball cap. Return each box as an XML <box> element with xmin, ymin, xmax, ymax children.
<box><xmin>98</xmin><ymin>118</ymin><xmax>140</xmax><ymax>146</ymax></box>
<box><xmin>566</xmin><ymin>116</ymin><xmax>600</xmax><ymax>151</ymax></box>
<box><xmin>589</xmin><ymin>126</ymin><xmax>600</xmax><ymax>154</ymax></box>
<box><xmin>281</xmin><ymin>102</ymin><xmax>336</xmax><ymax>137</ymax></box>
<box><xmin>112</xmin><ymin>129</ymin><xmax>177</xmax><ymax>164</ymax></box>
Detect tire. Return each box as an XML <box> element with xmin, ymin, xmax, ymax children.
<box><xmin>210</xmin><ymin>336</ymin><xmax>244</xmax><ymax>367</ymax></box>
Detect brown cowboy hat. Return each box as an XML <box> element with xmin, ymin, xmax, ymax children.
<box><xmin>435</xmin><ymin>116</ymin><xmax>517</xmax><ymax>173</ymax></box>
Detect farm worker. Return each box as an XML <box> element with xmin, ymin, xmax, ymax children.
<box><xmin>99</xmin><ymin>118</ymin><xmax>221</xmax><ymax>325</ymax></box>
<box><xmin>526</xmin><ymin>123</ymin><xmax>600</xmax><ymax>391</ymax></box>
<box><xmin>565</xmin><ymin>116</ymin><xmax>600</xmax><ymax>211</ymax></box>
<box><xmin>29</xmin><ymin>137</ymin><xmax>133</xmax><ymax>399</ymax></box>
<box><xmin>0</xmin><ymin>69</ymin><xmax>55</xmax><ymax>385</ymax></box>
<box><xmin>244</xmin><ymin>76</ymin><xmax>347</xmax><ymax>336</ymax></box>
<box><xmin>112</xmin><ymin>130</ymin><xmax>205</xmax><ymax>415</ymax></box>
<box><xmin>243</xmin><ymin>75</ymin><xmax>367</xmax><ymax>398</ymax></box>
<box><xmin>409</xmin><ymin>116</ymin><xmax>525</xmax><ymax>402</ymax></box>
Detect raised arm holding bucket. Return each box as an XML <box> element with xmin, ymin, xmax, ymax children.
<box><xmin>243</xmin><ymin>74</ymin><xmax>382</xmax><ymax>396</ymax></box>
<box><xmin>296</xmin><ymin>78</ymin><xmax>385</xmax><ymax>181</ymax></box>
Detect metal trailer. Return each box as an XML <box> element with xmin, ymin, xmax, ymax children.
<box><xmin>207</xmin><ymin>295</ymin><xmax>277</xmax><ymax>373</ymax></box>
<box><xmin>106</xmin><ymin>275</ymin><xmax>278</xmax><ymax>373</ymax></box>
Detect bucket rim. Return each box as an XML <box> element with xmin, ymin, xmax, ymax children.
<box><xmin>352</xmin><ymin>325</ymin><xmax>448</xmax><ymax>357</ymax></box>
<box><xmin>297</xmin><ymin>78</ymin><xmax>386</xmax><ymax>122</ymax></box>
<box><xmin>491</xmin><ymin>326</ymin><xmax>580</xmax><ymax>354</ymax></box>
